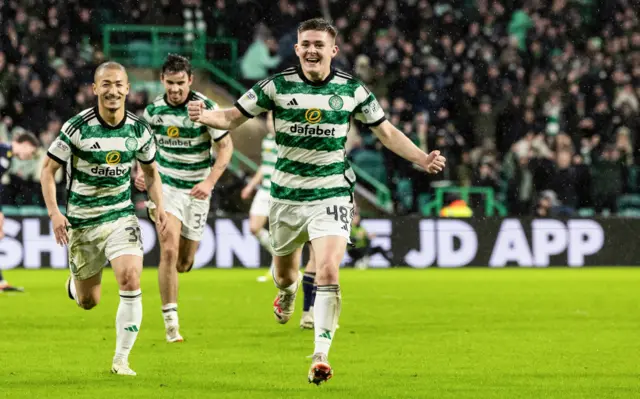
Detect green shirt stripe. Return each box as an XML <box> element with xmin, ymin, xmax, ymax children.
<box><xmin>146</xmin><ymin>105</ymin><xmax>187</xmax><ymax>117</ymax></box>
<box><xmin>156</xmin><ymin>125</ymin><xmax>206</xmax><ymax>138</ymax></box>
<box><xmin>160</xmin><ymin>172</ymin><xmax>199</xmax><ymax>190</ymax></box>
<box><xmin>270</xmin><ymin>182</ymin><xmax>351</xmax><ymax>202</ymax></box>
<box><xmin>276</xmin><ymin>158</ymin><xmax>346</xmax><ymax>177</ymax></box>
<box><xmin>273</xmin><ymin>79</ymin><xmax>359</xmax><ymax>97</ymax></box>
<box><xmin>80</xmin><ymin>125</ymin><xmax>141</xmax><ymax>139</ymax></box>
<box><xmin>68</xmin><ymin>188</ymin><xmax>130</xmax><ymax>208</ymax></box>
<box><xmin>276</xmin><ymin>132</ymin><xmax>346</xmax><ymax>152</ymax></box>
<box><xmin>157</xmin><ymin>151</ymin><xmax>211</xmax><ymax>171</ymax></box>
<box><xmin>68</xmin><ymin>205</ymin><xmax>135</xmax><ymax>229</ymax></box>
<box><xmin>253</xmin><ymin>84</ymin><xmax>276</xmax><ymax>111</ymax></box>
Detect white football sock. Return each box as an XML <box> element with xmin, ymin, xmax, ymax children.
<box><xmin>114</xmin><ymin>289</ymin><xmax>142</xmax><ymax>363</ymax></box>
<box><xmin>314</xmin><ymin>285</ymin><xmax>341</xmax><ymax>356</ymax></box>
<box><xmin>69</xmin><ymin>276</ymin><xmax>79</xmax><ymax>305</ymax></box>
<box><xmin>162</xmin><ymin>303</ymin><xmax>179</xmax><ymax>329</ymax></box>
<box><xmin>257</xmin><ymin>228</ymin><xmax>274</xmax><ymax>255</ymax></box>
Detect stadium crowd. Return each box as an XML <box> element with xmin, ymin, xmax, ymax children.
<box><xmin>1</xmin><ymin>0</ymin><xmax>639</xmax><ymax>216</ymax></box>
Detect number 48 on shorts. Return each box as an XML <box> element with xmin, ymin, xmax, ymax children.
<box><xmin>326</xmin><ymin>205</ymin><xmax>352</xmax><ymax>231</ymax></box>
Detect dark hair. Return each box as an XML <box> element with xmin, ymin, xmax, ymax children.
<box><xmin>13</xmin><ymin>131</ymin><xmax>39</xmax><ymax>147</ymax></box>
<box><xmin>162</xmin><ymin>54</ymin><xmax>192</xmax><ymax>76</ymax></box>
<box><xmin>298</xmin><ymin>18</ymin><xmax>337</xmax><ymax>38</ymax></box>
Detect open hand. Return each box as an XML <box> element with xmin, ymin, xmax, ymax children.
<box><xmin>190</xmin><ymin>180</ymin><xmax>214</xmax><ymax>200</ymax></box>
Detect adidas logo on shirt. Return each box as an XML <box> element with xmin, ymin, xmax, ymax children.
<box><xmin>287</xmin><ymin>98</ymin><xmax>298</xmax><ymax>106</ymax></box>
<box><xmin>90</xmin><ymin>142</ymin><xmax>101</xmax><ymax>150</ymax></box>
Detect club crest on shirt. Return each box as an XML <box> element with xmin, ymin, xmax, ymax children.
<box><xmin>329</xmin><ymin>95</ymin><xmax>344</xmax><ymax>110</ymax></box>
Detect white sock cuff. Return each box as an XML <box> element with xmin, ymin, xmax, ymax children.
<box><xmin>162</xmin><ymin>303</ymin><xmax>177</xmax><ymax>311</ymax></box>
<box><xmin>119</xmin><ymin>289</ymin><xmax>142</xmax><ymax>300</ymax></box>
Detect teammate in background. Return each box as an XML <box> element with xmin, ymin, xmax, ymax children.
<box><xmin>40</xmin><ymin>62</ymin><xmax>168</xmax><ymax>376</ymax></box>
<box><xmin>241</xmin><ymin>112</ymin><xmax>277</xmax><ymax>279</ymax></box>
<box><xmin>135</xmin><ymin>54</ymin><xmax>233</xmax><ymax>343</ymax></box>
<box><xmin>347</xmin><ymin>211</ymin><xmax>393</xmax><ymax>269</ymax></box>
<box><xmin>0</xmin><ymin>132</ymin><xmax>39</xmax><ymax>292</ymax></box>
<box><xmin>187</xmin><ymin>18</ymin><xmax>446</xmax><ymax>384</ymax></box>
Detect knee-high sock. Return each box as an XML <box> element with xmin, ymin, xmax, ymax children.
<box><xmin>114</xmin><ymin>290</ymin><xmax>143</xmax><ymax>362</ymax></box>
<box><xmin>302</xmin><ymin>272</ymin><xmax>316</xmax><ymax>312</ymax></box>
<box><xmin>314</xmin><ymin>285</ymin><xmax>341</xmax><ymax>356</ymax></box>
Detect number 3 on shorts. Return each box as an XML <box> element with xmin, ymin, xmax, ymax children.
<box><xmin>194</xmin><ymin>213</ymin><xmax>207</xmax><ymax>230</ymax></box>
<box><xmin>125</xmin><ymin>226</ymin><xmax>142</xmax><ymax>243</ymax></box>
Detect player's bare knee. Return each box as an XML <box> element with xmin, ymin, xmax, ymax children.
<box><xmin>118</xmin><ymin>268</ymin><xmax>141</xmax><ymax>291</ymax></box>
<box><xmin>78</xmin><ymin>295</ymin><xmax>98</xmax><ymax>310</ymax></box>
<box><xmin>160</xmin><ymin>242</ymin><xmax>179</xmax><ymax>266</ymax></box>
<box><xmin>177</xmin><ymin>257</ymin><xmax>194</xmax><ymax>273</ymax></box>
<box><xmin>273</xmin><ymin>265</ymin><xmax>297</xmax><ymax>287</ymax></box>
<box><xmin>316</xmin><ymin>261</ymin><xmax>339</xmax><ymax>285</ymax></box>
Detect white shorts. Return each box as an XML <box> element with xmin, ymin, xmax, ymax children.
<box><xmin>269</xmin><ymin>198</ymin><xmax>354</xmax><ymax>256</ymax></box>
<box><xmin>68</xmin><ymin>215</ymin><xmax>143</xmax><ymax>280</ymax></box>
<box><xmin>149</xmin><ymin>184</ymin><xmax>210</xmax><ymax>241</ymax></box>
<box><xmin>249</xmin><ymin>189</ymin><xmax>271</xmax><ymax>217</ymax></box>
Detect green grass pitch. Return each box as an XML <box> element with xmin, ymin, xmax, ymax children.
<box><xmin>1</xmin><ymin>267</ymin><xmax>639</xmax><ymax>398</ymax></box>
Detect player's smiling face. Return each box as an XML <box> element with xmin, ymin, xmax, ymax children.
<box><xmin>93</xmin><ymin>68</ymin><xmax>129</xmax><ymax>112</ymax></box>
<box><xmin>295</xmin><ymin>30</ymin><xmax>338</xmax><ymax>80</ymax></box>
<box><xmin>162</xmin><ymin>71</ymin><xmax>192</xmax><ymax>105</ymax></box>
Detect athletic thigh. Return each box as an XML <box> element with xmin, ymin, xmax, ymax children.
<box><xmin>269</xmin><ymin>202</ymin><xmax>309</xmax><ymax>256</ymax></box>
<box><xmin>181</xmin><ymin>194</ymin><xmax>210</xmax><ymax>241</ymax></box>
<box><xmin>68</xmin><ymin>222</ymin><xmax>112</xmax><ymax>281</ymax></box>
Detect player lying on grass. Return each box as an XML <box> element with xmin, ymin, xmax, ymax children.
<box><xmin>187</xmin><ymin>18</ymin><xmax>446</xmax><ymax>385</ymax></box>
<box><xmin>41</xmin><ymin>62</ymin><xmax>168</xmax><ymax>376</ymax></box>
<box><xmin>347</xmin><ymin>210</ymin><xmax>393</xmax><ymax>269</ymax></box>
<box><xmin>135</xmin><ymin>54</ymin><xmax>233</xmax><ymax>343</ymax></box>
<box><xmin>0</xmin><ymin>132</ymin><xmax>39</xmax><ymax>293</ymax></box>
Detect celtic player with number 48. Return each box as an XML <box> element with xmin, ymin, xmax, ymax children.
<box><xmin>188</xmin><ymin>18</ymin><xmax>446</xmax><ymax>384</ymax></box>
<box><xmin>136</xmin><ymin>54</ymin><xmax>233</xmax><ymax>343</ymax></box>
<box><xmin>40</xmin><ymin>62</ymin><xmax>168</xmax><ymax>376</ymax></box>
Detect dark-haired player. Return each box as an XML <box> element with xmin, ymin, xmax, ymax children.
<box><xmin>188</xmin><ymin>18</ymin><xmax>446</xmax><ymax>384</ymax></box>
<box><xmin>136</xmin><ymin>54</ymin><xmax>234</xmax><ymax>343</ymax></box>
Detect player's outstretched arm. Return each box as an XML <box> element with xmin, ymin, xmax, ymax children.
<box><xmin>371</xmin><ymin>120</ymin><xmax>446</xmax><ymax>174</ymax></box>
<box><xmin>40</xmin><ymin>157</ymin><xmax>70</xmax><ymax>246</ymax></box>
<box><xmin>139</xmin><ymin>162</ymin><xmax>168</xmax><ymax>235</ymax></box>
<box><xmin>187</xmin><ymin>101</ymin><xmax>249</xmax><ymax>131</ymax></box>
<box><xmin>241</xmin><ymin>168</ymin><xmax>264</xmax><ymax>200</ymax></box>
<box><xmin>190</xmin><ymin>134</ymin><xmax>234</xmax><ymax>200</ymax></box>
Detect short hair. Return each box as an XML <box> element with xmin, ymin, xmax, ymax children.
<box><xmin>94</xmin><ymin>61</ymin><xmax>127</xmax><ymax>81</ymax></box>
<box><xmin>13</xmin><ymin>131</ymin><xmax>39</xmax><ymax>147</ymax></box>
<box><xmin>298</xmin><ymin>18</ymin><xmax>337</xmax><ymax>39</ymax></box>
<box><xmin>162</xmin><ymin>54</ymin><xmax>192</xmax><ymax>77</ymax></box>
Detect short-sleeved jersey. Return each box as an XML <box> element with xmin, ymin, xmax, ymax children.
<box><xmin>235</xmin><ymin>66</ymin><xmax>386</xmax><ymax>204</ymax></box>
<box><xmin>47</xmin><ymin>107</ymin><xmax>156</xmax><ymax>229</ymax></box>
<box><xmin>259</xmin><ymin>133</ymin><xmax>276</xmax><ymax>193</ymax></box>
<box><xmin>143</xmin><ymin>91</ymin><xmax>228</xmax><ymax>192</ymax></box>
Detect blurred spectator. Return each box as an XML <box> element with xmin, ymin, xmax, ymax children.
<box><xmin>240</xmin><ymin>25</ymin><xmax>282</xmax><ymax>83</ymax></box>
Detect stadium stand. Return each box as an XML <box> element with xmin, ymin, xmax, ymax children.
<box><xmin>1</xmin><ymin>0</ymin><xmax>639</xmax><ymax>217</ymax></box>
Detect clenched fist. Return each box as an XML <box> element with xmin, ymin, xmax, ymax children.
<box><xmin>188</xmin><ymin>101</ymin><xmax>204</xmax><ymax>122</ymax></box>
